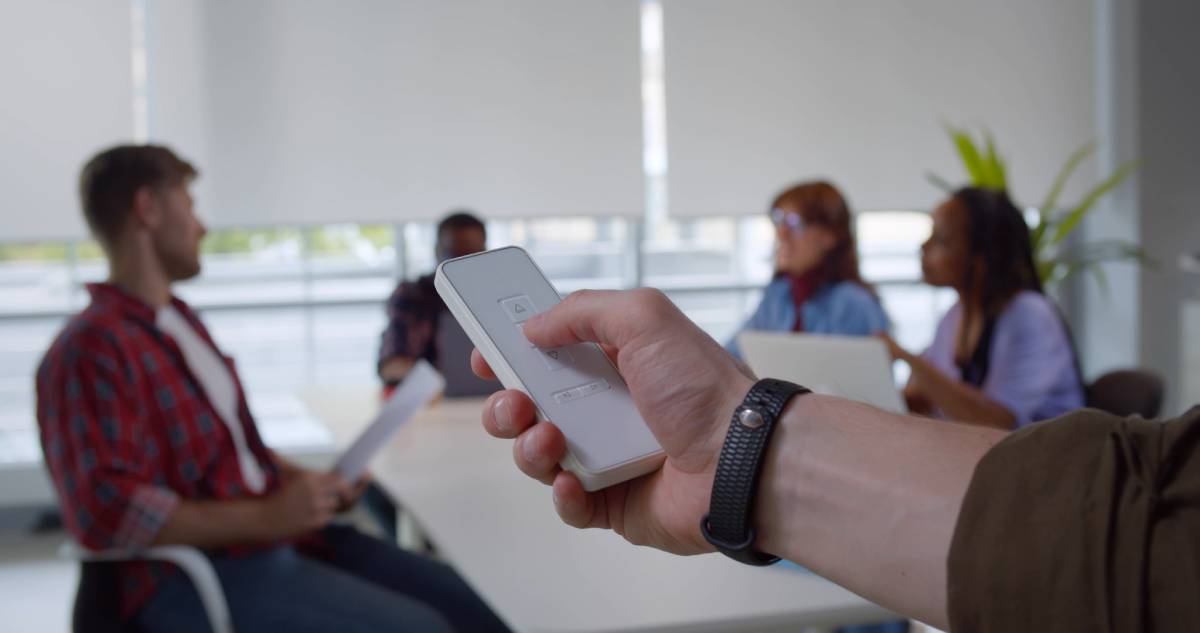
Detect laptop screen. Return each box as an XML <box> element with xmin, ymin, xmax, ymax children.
<box><xmin>435</xmin><ymin>310</ymin><xmax>503</xmax><ymax>398</ymax></box>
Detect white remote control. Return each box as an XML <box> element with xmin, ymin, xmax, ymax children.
<box><xmin>435</xmin><ymin>246</ymin><xmax>665</xmax><ymax>491</ymax></box>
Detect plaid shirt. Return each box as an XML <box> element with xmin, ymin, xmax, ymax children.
<box><xmin>36</xmin><ymin>283</ymin><xmax>283</xmax><ymax>618</ymax></box>
<box><xmin>377</xmin><ymin>273</ymin><xmax>445</xmax><ymax>377</ymax></box>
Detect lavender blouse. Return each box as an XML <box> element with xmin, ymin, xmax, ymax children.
<box><xmin>922</xmin><ymin>291</ymin><xmax>1084</xmax><ymax>427</ymax></box>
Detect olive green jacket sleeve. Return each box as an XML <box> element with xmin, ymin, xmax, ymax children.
<box><xmin>948</xmin><ymin>407</ymin><xmax>1200</xmax><ymax>632</ymax></box>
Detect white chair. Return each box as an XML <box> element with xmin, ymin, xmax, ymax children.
<box><xmin>60</xmin><ymin>541</ymin><xmax>233</xmax><ymax>633</ymax></box>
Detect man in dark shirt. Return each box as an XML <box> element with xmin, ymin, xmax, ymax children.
<box><xmin>37</xmin><ymin>145</ymin><xmax>509</xmax><ymax>632</ymax></box>
<box><xmin>377</xmin><ymin>211</ymin><xmax>490</xmax><ymax>391</ymax></box>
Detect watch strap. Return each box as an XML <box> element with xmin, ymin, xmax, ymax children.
<box><xmin>701</xmin><ymin>378</ymin><xmax>810</xmax><ymax>565</ymax></box>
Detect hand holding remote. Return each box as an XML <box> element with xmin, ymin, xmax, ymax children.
<box><xmin>475</xmin><ymin>288</ymin><xmax>755</xmax><ymax>555</ymax></box>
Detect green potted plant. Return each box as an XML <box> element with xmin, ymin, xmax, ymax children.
<box><xmin>928</xmin><ymin>126</ymin><xmax>1146</xmax><ymax>291</ymax></box>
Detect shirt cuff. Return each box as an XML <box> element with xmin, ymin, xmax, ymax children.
<box><xmin>115</xmin><ymin>485</ymin><xmax>180</xmax><ymax>549</ymax></box>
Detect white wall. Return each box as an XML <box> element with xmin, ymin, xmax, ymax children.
<box><xmin>662</xmin><ymin>0</ymin><xmax>1097</xmax><ymax>216</ymax></box>
<box><xmin>1076</xmin><ymin>0</ymin><xmax>1200</xmax><ymax>415</ymax></box>
<box><xmin>148</xmin><ymin>0</ymin><xmax>645</xmax><ymax>228</ymax></box>
<box><xmin>1135</xmin><ymin>0</ymin><xmax>1200</xmax><ymax>415</ymax></box>
<box><xmin>1075</xmin><ymin>0</ymin><xmax>1141</xmax><ymax>382</ymax></box>
<box><xmin>0</xmin><ymin>1</ymin><xmax>134</xmax><ymax>242</ymax></box>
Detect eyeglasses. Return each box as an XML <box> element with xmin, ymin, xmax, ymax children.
<box><xmin>769</xmin><ymin>208</ymin><xmax>806</xmax><ymax>233</ymax></box>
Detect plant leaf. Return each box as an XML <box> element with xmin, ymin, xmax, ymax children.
<box><xmin>1042</xmin><ymin>256</ymin><xmax>1109</xmax><ymax>293</ymax></box>
<box><xmin>946</xmin><ymin>125</ymin><xmax>988</xmax><ymax>187</ymax></box>
<box><xmin>1037</xmin><ymin>258</ymin><xmax>1059</xmax><ymax>285</ymax></box>
<box><xmin>1084</xmin><ymin>261</ymin><xmax>1110</xmax><ymax>295</ymax></box>
<box><xmin>982</xmin><ymin>130</ymin><xmax>1008</xmax><ymax>190</ymax></box>
<box><xmin>1031</xmin><ymin>218</ymin><xmax>1051</xmax><ymax>254</ymax></box>
<box><xmin>1037</xmin><ymin>238</ymin><xmax>1153</xmax><ymax>289</ymax></box>
<box><xmin>926</xmin><ymin>171</ymin><xmax>956</xmax><ymax>193</ymax></box>
<box><xmin>1077</xmin><ymin>244</ymin><xmax>1158</xmax><ymax>272</ymax></box>
<box><xmin>1050</xmin><ymin>159</ymin><xmax>1140</xmax><ymax>246</ymax></box>
<box><xmin>1074</xmin><ymin>239</ymin><xmax>1150</xmax><ymax>262</ymax></box>
<box><xmin>1040</xmin><ymin>141</ymin><xmax>1095</xmax><ymax>216</ymax></box>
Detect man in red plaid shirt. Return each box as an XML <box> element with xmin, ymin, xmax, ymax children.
<box><xmin>36</xmin><ymin>145</ymin><xmax>510</xmax><ymax>632</ymax></box>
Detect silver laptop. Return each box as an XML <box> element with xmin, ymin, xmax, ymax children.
<box><xmin>737</xmin><ymin>331</ymin><xmax>908</xmax><ymax>414</ymax></box>
<box><xmin>436</xmin><ymin>311</ymin><xmax>503</xmax><ymax>398</ymax></box>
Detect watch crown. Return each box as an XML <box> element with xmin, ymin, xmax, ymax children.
<box><xmin>738</xmin><ymin>407</ymin><xmax>765</xmax><ymax>429</ymax></box>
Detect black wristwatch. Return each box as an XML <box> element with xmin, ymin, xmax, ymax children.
<box><xmin>701</xmin><ymin>378</ymin><xmax>810</xmax><ymax>565</ymax></box>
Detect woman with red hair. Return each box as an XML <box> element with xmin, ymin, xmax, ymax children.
<box><xmin>727</xmin><ymin>181</ymin><xmax>890</xmax><ymax>357</ymax></box>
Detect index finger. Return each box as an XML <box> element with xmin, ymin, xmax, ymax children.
<box><xmin>471</xmin><ymin>348</ymin><xmax>497</xmax><ymax>380</ymax></box>
<box><xmin>521</xmin><ymin>288</ymin><xmax>676</xmax><ymax>351</ymax></box>
<box><xmin>472</xmin><ymin>344</ymin><xmax>619</xmax><ymax>382</ymax></box>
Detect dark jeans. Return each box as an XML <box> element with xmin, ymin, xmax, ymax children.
<box><xmin>135</xmin><ymin>524</ymin><xmax>510</xmax><ymax>633</ymax></box>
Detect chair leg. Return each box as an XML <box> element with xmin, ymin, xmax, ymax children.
<box><xmin>150</xmin><ymin>547</ymin><xmax>235</xmax><ymax>633</ymax></box>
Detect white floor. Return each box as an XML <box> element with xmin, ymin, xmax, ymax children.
<box><xmin>0</xmin><ymin>530</ymin><xmax>75</xmax><ymax>632</ymax></box>
<box><xmin>0</xmin><ymin>503</ymin><xmax>385</xmax><ymax>633</ymax></box>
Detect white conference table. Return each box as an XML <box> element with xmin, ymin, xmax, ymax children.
<box><xmin>305</xmin><ymin>390</ymin><xmax>897</xmax><ymax>633</ymax></box>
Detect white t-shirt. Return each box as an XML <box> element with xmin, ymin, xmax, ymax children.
<box><xmin>156</xmin><ymin>306</ymin><xmax>267</xmax><ymax>493</ymax></box>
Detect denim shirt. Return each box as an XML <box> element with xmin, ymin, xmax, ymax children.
<box><xmin>726</xmin><ymin>277</ymin><xmax>891</xmax><ymax>358</ymax></box>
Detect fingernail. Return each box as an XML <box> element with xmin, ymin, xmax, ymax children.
<box><xmin>552</xmin><ymin>487</ymin><xmax>563</xmax><ymax>509</ymax></box>
<box><xmin>493</xmin><ymin>397</ymin><xmax>511</xmax><ymax>433</ymax></box>
<box><xmin>522</xmin><ymin>432</ymin><xmax>541</xmax><ymax>464</ymax></box>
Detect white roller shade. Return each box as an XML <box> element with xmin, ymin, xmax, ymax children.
<box><xmin>148</xmin><ymin>0</ymin><xmax>644</xmax><ymax>228</ymax></box>
<box><xmin>663</xmin><ymin>0</ymin><xmax>1096</xmax><ymax>216</ymax></box>
<box><xmin>0</xmin><ymin>1</ymin><xmax>134</xmax><ymax>242</ymax></box>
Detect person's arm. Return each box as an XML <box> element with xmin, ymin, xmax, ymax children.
<box><xmin>902</xmin><ymin>352</ymin><xmax>1015</xmax><ymax>428</ymax></box>
<box><xmin>379</xmin><ymin>357</ymin><xmax>416</xmax><ymax>383</ymax></box>
<box><xmin>271</xmin><ymin>450</ymin><xmax>371</xmax><ymax>513</ymax></box>
<box><xmin>478</xmin><ymin>289</ymin><xmax>1200</xmax><ymax>631</ymax></box>
<box><xmin>757</xmin><ymin>395</ymin><xmax>1003</xmax><ymax>627</ymax></box>
<box><xmin>153</xmin><ymin>469</ymin><xmax>350</xmax><ymax>548</ymax></box>
<box><xmin>272</xmin><ymin>450</ymin><xmax>303</xmax><ymax>480</ymax></box>
<box><xmin>879</xmin><ymin>333</ymin><xmax>1015</xmax><ymax>429</ymax></box>
<box><xmin>37</xmin><ymin>341</ymin><xmax>179</xmax><ymax>551</ymax></box>
<box><xmin>902</xmin><ymin>375</ymin><xmax>934</xmax><ymax>415</ymax></box>
<box><xmin>472</xmin><ymin>289</ymin><xmax>1005</xmax><ymax>629</ymax></box>
<box><xmin>946</xmin><ymin>407</ymin><xmax>1200</xmax><ymax>632</ymax></box>
<box><xmin>377</xmin><ymin>283</ymin><xmax>422</xmax><ymax>382</ymax></box>
<box><xmin>151</xmin><ymin>498</ymin><xmax>276</xmax><ymax>548</ymax></box>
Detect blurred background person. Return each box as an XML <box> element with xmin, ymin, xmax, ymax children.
<box><xmin>726</xmin><ymin>181</ymin><xmax>890</xmax><ymax>358</ymax></box>
<box><xmin>880</xmin><ymin>187</ymin><xmax>1085</xmax><ymax>430</ymax></box>
<box><xmin>377</xmin><ymin>211</ymin><xmax>501</xmax><ymax>398</ymax></box>
<box><xmin>37</xmin><ymin>145</ymin><xmax>509</xmax><ymax>632</ymax></box>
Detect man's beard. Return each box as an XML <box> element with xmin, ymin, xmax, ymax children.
<box><xmin>155</xmin><ymin>241</ymin><xmax>202</xmax><ymax>282</ymax></box>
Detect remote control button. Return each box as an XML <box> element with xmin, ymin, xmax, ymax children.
<box><xmin>500</xmin><ymin>295</ymin><xmax>537</xmax><ymax>323</ymax></box>
<box><xmin>552</xmin><ymin>380</ymin><xmax>611</xmax><ymax>404</ymax></box>
<box><xmin>539</xmin><ymin>346</ymin><xmax>573</xmax><ymax>371</ymax></box>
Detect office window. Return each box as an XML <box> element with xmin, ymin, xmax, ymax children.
<box><xmin>0</xmin><ymin>0</ymin><xmax>954</xmax><ymax>481</ymax></box>
<box><xmin>489</xmin><ymin>217</ymin><xmax>630</xmax><ymax>292</ymax></box>
<box><xmin>0</xmin><ymin>242</ymin><xmax>75</xmax><ymax>316</ymax></box>
<box><xmin>180</xmin><ymin>227</ymin><xmax>306</xmax><ymax>306</ymax></box>
<box><xmin>855</xmin><ymin>211</ymin><xmax>956</xmax><ymax>352</ymax></box>
<box><xmin>0</xmin><ymin>244</ymin><xmax>73</xmax><ymax>467</ymax></box>
<box><xmin>0</xmin><ymin>215</ymin><xmax>953</xmax><ymax>477</ymax></box>
<box><xmin>307</xmin><ymin>224</ymin><xmax>397</xmax><ymax>302</ymax></box>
